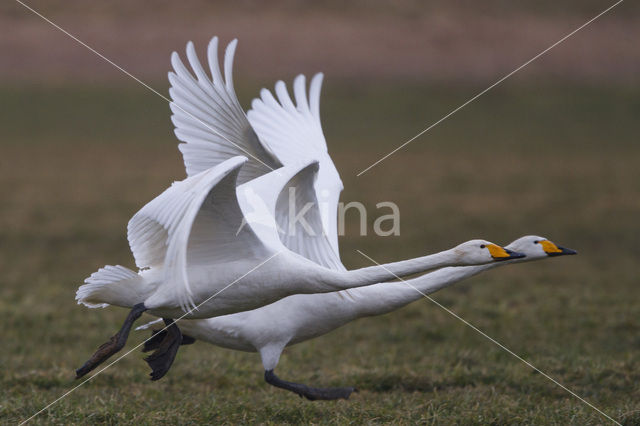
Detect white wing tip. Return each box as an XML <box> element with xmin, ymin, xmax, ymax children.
<box><xmin>208</xmin><ymin>36</ymin><xmax>219</xmax><ymax>52</ymax></box>
<box><xmin>312</xmin><ymin>72</ymin><xmax>324</xmax><ymax>83</ymax></box>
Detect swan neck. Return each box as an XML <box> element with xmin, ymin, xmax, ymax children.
<box><xmin>338</xmin><ymin>249</ymin><xmax>455</xmax><ymax>288</ymax></box>
<box><xmin>346</xmin><ymin>263</ymin><xmax>498</xmax><ymax>317</ymax></box>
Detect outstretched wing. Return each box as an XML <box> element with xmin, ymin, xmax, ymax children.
<box><xmin>248</xmin><ymin>73</ymin><xmax>344</xmax><ymax>255</ymax></box>
<box><xmin>128</xmin><ymin>156</ymin><xmax>269</xmax><ymax>312</ymax></box>
<box><xmin>169</xmin><ymin>37</ymin><xmax>282</xmax><ymax>184</ymax></box>
<box><xmin>169</xmin><ymin>39</ymin><xmax>343</xmax><ymax>267</ymax></box>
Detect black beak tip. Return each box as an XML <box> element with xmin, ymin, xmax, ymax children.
<box><xmin>549</xmin><ymin>246</ymin><xmax>577</xmax><ymax>256</ymax></box>
<box><xmin>507</xmin><ymin>249</ymin><xmax>526</xmax><ymax>259</ymax></box>
<box><xmin>495</xmin><ymin>248</ymin><xmax>526</xmax><ymax>261</ymax></box>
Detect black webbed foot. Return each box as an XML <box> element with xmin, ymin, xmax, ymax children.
<box><xmin>144</xmin><ymin>319</ymin><xmax>182</xmax><ymax>381</ymax></box>
<box><xmin>143</xmin><ymin>328</ymin><xmax>196</xmax><ymax>353</ymax></box>
<box><xmin>76</xmin><ymin>303</ymin><xmax>147</xmax><ymax>379</ymax></box>
<box><xmin>264</xmin><ymin>369</ymin><xmax>358</xmax><ymax>401</ymax></box>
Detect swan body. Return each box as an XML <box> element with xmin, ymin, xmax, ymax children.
<box><xmin>74</xmin><ymin>37</ymin><xmax>526</xmax><ymax>380</ymax></box>
<box><xmin>138</xmin><ymin>236</ymin><xmax>575</xmax><ymax>398</ymax></box>
<box><xmin>75</xmin><ymin>154</ymin><xmax>517</xmax><ymax>378</ymax></box>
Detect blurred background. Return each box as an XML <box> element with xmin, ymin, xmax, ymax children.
<box><xmin>2</xmin><ymin>1</ymin><xmax>639</xmax><ymax>423</ymax></box>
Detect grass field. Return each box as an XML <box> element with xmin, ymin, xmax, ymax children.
<box><xmin>1</xmin><ymin>82</ymin><xmax>639</xmax><ymax>424</ymax></box>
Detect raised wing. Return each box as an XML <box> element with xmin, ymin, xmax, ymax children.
<box><xmin>248</xmin><ymin>74</ymin><xmax>327</xmax><ymax>164</ymax></box>
<box><xmin>169</xmin><ymin>38</ymin><xmax>343</xmax><ymax>267</ymax></box>
<box><xmin>127</xmin><ymin>156</ymin><xmax>269</xmax><ymax>312</ymax></box>
<box><xmin>169</xmin><ymin>37</ymin><xmax>282</xmax><ymax>184</ymax></box>
<box><xmin>238</xmin><ymin>161</ymin><xmax>344</xmax><ymax>272</ymax></box>
<box><xmin>248</xmin><ymin>74</ymin><xmax>344</xmax><ymax>255</ymax></box>
<box><xmin>275</xmin><ymin>162</ymin><xmax>345</xmax><ymax>271</ymax></box>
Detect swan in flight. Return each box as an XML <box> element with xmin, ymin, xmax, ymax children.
<box><xmin>139</xmin><ymin>236</ymin><xmax>576</xmax><ymax>400</ymax></box>
<box><xmin>75</xmin><ymin>38</ymin><xmax>525</xmax><ymax>380</ymax></box>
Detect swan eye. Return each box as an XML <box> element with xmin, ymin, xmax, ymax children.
<box><xmin>480</xmin><ymin>244</ymin><xmax>486</xmax><ymax>249</ymax></box>
<box><xmin>534</xmin><ymin>240</ymin><xmax>539</xmax><ymax>244</ymax></box>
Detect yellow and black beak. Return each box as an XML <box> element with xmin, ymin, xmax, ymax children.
<box><xmin>487</xmin><ymin>244</ymin><xmax>526</xmax><ymax>261</ymax></box>
<box><xmin>539</xmin><ymin>240</ymin><xmax>577</xmax><ymax>257</ymax></box>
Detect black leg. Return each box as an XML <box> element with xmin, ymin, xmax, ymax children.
<box><xmin>264</xmin><ymin>369</ymin><xmax>358</xmax><ymax>401</ymax></box>
<box><xmin>76</xmin><ymin>303</ymin><xmax>147</xmax><ymax>379</ymax></box>
<box><xmin>180</xmin><ymin>334</ymin><xmax>196</xmax><ymax>345</ymax></box>
<box><xmin>143</xmin><ymin>329</ymin><xmax>196</xmax><ymax>353</ymax></box>
<box><xmin>144</xmin><ymin>319</ymin><xmax>183</xmax><ymax>381</ymax></box>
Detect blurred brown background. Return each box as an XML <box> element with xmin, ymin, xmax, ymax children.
<box><xmin>2</xmin><ymin>0</ymin><xmax>639</xmax><ymax>85</ymax></box>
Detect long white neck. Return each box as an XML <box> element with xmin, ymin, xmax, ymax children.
<box><xmin>341</xmin><ymin>262</ymin><xmax>500</xmax><ymax>318</ymax></box>
<box><xmin>323</xmin><ymin>249</ymin><xmax>463</xmax><ymax>291</ymax></box>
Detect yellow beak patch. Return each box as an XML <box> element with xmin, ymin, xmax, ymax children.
<box><xmin>539</xmin><ymin>240</ymin><xmax>562</xmax><ymax>254</ymax></box>
<box><xmin>487</xmin><ymin>244</ymin><xmax>510</xmax><ymax>259</ymax></box>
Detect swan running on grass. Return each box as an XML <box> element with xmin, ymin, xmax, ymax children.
<box><xmin>75</xmin><ymin>38</ymin><xmax>524</xmax><ymax>380</ymax></box>
<box><xmin>135</xmin><ymin>42</ymin><xmax>575</xmax><ymax>399</ymax></box>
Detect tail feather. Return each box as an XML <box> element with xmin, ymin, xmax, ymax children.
<box><xmin>76</xmin><ymin>265</ymin><xmax>146</xmax><ymax>308</ymax></box>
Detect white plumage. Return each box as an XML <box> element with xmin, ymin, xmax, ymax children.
<box><xmin>74</xmin><ymin>37</ymin><xmax>536</xmax><ymax>387</ymax></box>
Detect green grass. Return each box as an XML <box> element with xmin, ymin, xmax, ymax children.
<box><xmin>1</xmin><ymin>82</ymin><xmax>639</xmax><ymax>424</ymax></box>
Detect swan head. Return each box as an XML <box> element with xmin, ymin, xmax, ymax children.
<box><xmin>505</xmin><ymin>235</ymin><xmax>577</xmax><ymax>261</ymax></box>
<box><xmin>453</xmin><ymin>239</ymin><xmax>526</xmax><ymax>264</ymax></box>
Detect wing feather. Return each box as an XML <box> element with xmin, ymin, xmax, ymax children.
<box><xmin>275</xmin><ymin>162</ymin><xmax>344</xmax><ymax>271</ymax></box>
<box><xmin>248</xmin><ymin>73</ymin><xmax>344</xmax><ymax>258</ymax></box>
<box><xmin>239</xmin><ymin>161</ymin><xmax>344</xmax><ymax>271</ymax></box>
<box><xmin>127</xmin><ymin>157</ymin><xmax>268</xmax><ymax>312</ymax></box>
<box><xmin>169</xmin><ymin>38</ymin><xmax>344</xmax><ymax>269</ymax></box>
<box><xmin>169</xmin><ymin>38</ymin><xmax>281</xmax><ymax>183</ymax></box>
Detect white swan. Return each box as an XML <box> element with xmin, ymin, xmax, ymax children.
<box><xmin>74</xmin><ymin>38</ymin><xmax>524</xmax><ymax>380</ymax></box>
<box><xmin>138</xmin><ymin>236</ymin><xmax>576</xmax><ymax>399</ymax></box>
<box><xmin>75</xmin><ymin>158</ymin><xmax>519</xmax><ymax>379</ymax></box>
